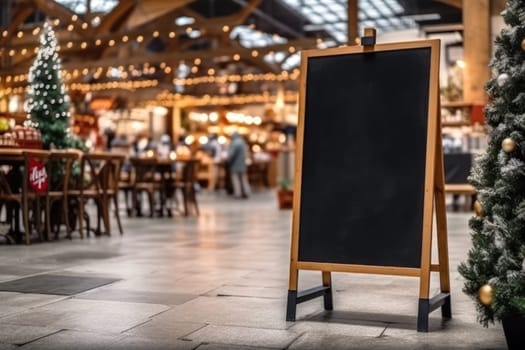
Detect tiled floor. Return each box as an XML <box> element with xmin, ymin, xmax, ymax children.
<box><xmin>0</xmin><ymin>190</ymin><xmax>507</xmax><ymax>349</ymax></box>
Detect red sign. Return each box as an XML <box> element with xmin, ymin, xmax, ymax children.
<box><xmin>28</xmin><ymin>157</ymin><xmax>48</xmax><ymax>193</ymax></box>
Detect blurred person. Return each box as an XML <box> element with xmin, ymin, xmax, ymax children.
<box><xmin>227</xmin><ymin>131</ymin><xmax>251</xmax><ymax>198</ymax></box>
<box><xmin>207</xmin><ymin>134</ymin><xmax>222</xmax><ymax>190</ymax></box>
<box><xmin>133</xmin><ymin>132</ymin><xmax>154</xmax><ymax>156</ymax></box>
<box><xmin>156</xmin><ymin>134</ymin><xmax>177</xmax><ymax>217</ymax></box>
<box><xmin>110</xmin><ymin>133</ymin><xmax>133</xmax><ymax>171</ymax></box>
<box><xmin>103</xmin><ymin>127</ymin><xmax>116</xmax><ymax>151</ymax></box>
<box><xmin>157</xmin><ymin>134</ymin><xmax>175</xmax><ymax>158</ymax></box>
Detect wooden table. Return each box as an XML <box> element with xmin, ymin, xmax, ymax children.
<box><xmin>128</xmin><ymin>156</ymin><xmax>189</xmax><ymax>217</ymax></box>
<box><xmin>0</xmin><ymin>149</ymin><xmax>82</xmax><ymax>243</ymax></box>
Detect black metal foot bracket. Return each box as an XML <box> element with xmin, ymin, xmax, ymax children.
<box><xmin>286</xmin><ymin>285</ymin><xmax>333</xmax><ymax>322</ymax></box>
<box><xmin>417</xmin><ymin>292</ymin><xmax>452</xmax><ymax>332</ymax></box>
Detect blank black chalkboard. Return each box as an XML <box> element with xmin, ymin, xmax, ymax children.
<box><xmin>287</xmin><ymin>39</ymin><xmax>451</xmax><ymax>331</ymax></box>
<box><xmin>297</xmin><ymin>47</ymin><xmax>431</xmax><ymax>268</ymax></box>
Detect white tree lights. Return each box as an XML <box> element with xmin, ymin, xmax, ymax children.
<box><xmin>25</xmin><ymin>20</ymin><xmax>72</xmax><ymax>149</ymax></box>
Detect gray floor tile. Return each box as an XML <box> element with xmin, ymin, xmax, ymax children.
<box><xmin>0</xmin><ymin>324</ymin><xmax>61</xmax><ymax>345</ymax></box>
<box><xmin>123</xmin><ymin>319</ymin><xmax>205</xmax><ymax>340</ymax></box>
<box><xmin>0</xmin><ymin>306</ymin><xmax>23</xmax><ymax>318</ymax></box>
<box><xmin>382</xmin><ymin>319</ymin><xmax>507</xmax><ymax>349</ymax></box>
<box><xmin>205</xmin><ymin>285</ymin><xmax>285</xmax><ymax>299</ymax></box>
<box><xmin>76</xmin><ymin>288</ymin><xmax>198</xmax><ymax>305</ymax></box>
<box><xmin>289</xmin><ymin>321</ymin><xmax>386</xmax><ymax>337</ymax></box>
<box><xmin>2</xmin><ymin>298</ymin><xmax>169</xmax><ymax>333</ymax></box>
<box><xmin>195</xmin><ymin>344</ymin><xmax>275</xmax><ymax>350</ymax></box>
<box><xmin>0</xmin><ymin>265</ymin><xmax>49</xmax><ymax>276</ymax></box>
<box><xmin>184</xmin><ymin>324</ymin><xmax>300</xmax><ymax>349</ymax></box>
<box><xmin>18</xmin><ymin>330</ymin><xmax>122</xmax><ymax>350</ymax></box>
<box><xmin>109</xmin><ymin>335</ymin><xmax>196</xmax><ymax>350</ymax></box>
<box><xmin>288</xmin><ymin>333</ymin><xmax>420</xmax><ymax>350</ymax></box>
<box><xmin>156</xmin><ymin>296</ymin><xmax>317</xmax><ymax>330</ymax></box>
<box><xmin>0</xmin><ymin>293</ymin><xmax>66</xmax><ymax>317</ymax></box>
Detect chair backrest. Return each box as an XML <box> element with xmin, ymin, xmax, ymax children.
<box><xmin>77</xmin><ymin>153</ymin><xmax>116</xmax><ymax>194</ymax></box>
<box><xmin>129</xmin><ymin>157</ymin><xmax>158</xmax><ymax>184</ymax></box>
<box><xmin>48</xmin><ymin>151</ymin><xmax>79</xmax><ymax>193</ymax></box>
<box><xmin>180</xmin><ymin>159</ymin><xmax>200</xmax><ymax>186</ymax></box>
<box><xmin>106</xmin><ymin>154</ymin><xmax>124</xmax><ymax>193</ymax></box>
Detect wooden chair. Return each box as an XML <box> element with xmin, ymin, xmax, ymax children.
<box><xmin>46</xmin><ymin>150</ymin><xmax>79</xmax><ymax>239</ymax></box>
<box><xmin>104</xmin><ymin>154</ymin><xmax>125</xmax><ymax>234</ymax></box>
<box><xmin>248</xmin><ymin>161</ymin><xmax>270</xmax><ymax>190</ymax></box>
<box><xmin>69</xmin><ymin>153</ymin><xmax>117</xmax><ymax>237</ymax></box>
<box><xmin>175</xmin><ymin>159</ymin><xmax>200</xmax><ymax>216</ymax></box>
<box><xmin>129</xmin><ymin>157</ymin><xmax>162</xmax><ymax>217</ymax></box>
<box><xmin>0</xmin><ymin>150</ymin><xmax>50</xmax><ymax>244</ymax></box>
<box><xmin>118</xmin><ymin>166</ymin><xmax>134</xmax><ymax>217</ymax></box>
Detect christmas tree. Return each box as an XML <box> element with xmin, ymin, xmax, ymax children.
<box><xmin>25</xmin><ymin>20</ymin><xmax>75</xmax><ymax>149</ymax></box>
<box><xmin>458</xmin><ymin>0</ymin><xmax>525</xmax><ymax>327</ymax></box>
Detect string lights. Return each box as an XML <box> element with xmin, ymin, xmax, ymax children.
<box><xmin>155</xmin><ymin>90</ymin><xmax>298</xmax><ymax>108</ymax></box>
<box><xmin>0</xmin><ymin>16</ymin><xmax>323</xmax><ymax>101</ymax></box>
<box><xmin>70</xmin><ymin>79</ymin><xmax>159</xmax><ymax>92</ymax></box>
<box><xmin>173</xmin><ymin>69</ymin><xmax>300</xmax><ymax>86</ymax></box>
<box><xmin>1</xmin><ymin>66</ymin><xmax>300</xmax><ymax>93</ymax></box>
<box><xmin>0</xmin><ymin>14</ymin><xmax>321</xmax><ymax>77</ymax></box>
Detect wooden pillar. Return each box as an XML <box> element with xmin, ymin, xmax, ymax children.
<box><xmin>347</xmin><ymin>0</ymin><xmax>358</xmax><ymax>45</ymax></box>
<box><xmin>462</xmin><ymin>0</ymin><xmax>490</xmax><ymax>103</ymax></box>
<box><xmin>172</xmin><ymin>105</ymin><xmax>182</xmax><ymax>141</ymax></box>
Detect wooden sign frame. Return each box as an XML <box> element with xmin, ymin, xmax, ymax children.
<box><xmin>286</xmin><ymin>34</ymin><xmax>451</xmax><ymax>332</ymax></box>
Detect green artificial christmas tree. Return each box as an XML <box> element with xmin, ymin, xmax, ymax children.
<box><xmin>458</xmin><ymin>0</ymin><xmax>525</xmax><ymax>328</ymax></box>
<box><xmin>25</xmin><ymin>20</ymin><xmax>75</xmax><ymax>149</ymax></box>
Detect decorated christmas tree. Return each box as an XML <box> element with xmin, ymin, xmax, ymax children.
<box><xmin>25</xmin><ymin>20</ymin><xmax>76</xmax><ymax>150</ymax></box>
<box><xmin>458</xmin><ymin>0</ymin><xmax>525</xmax><ymax>329</ymax></box>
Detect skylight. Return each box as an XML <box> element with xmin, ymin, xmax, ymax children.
<box><xmin>230</xmin><ymin>25</ymin><xmax>287</xmax><ymax>48</ymax></box>
<box><xmin>55</xmin><ymin>0</ymin><xmax>118</xmax><ymax>14</ymax></box>
<box><xmin>281</xmin><ymin>0</ymin><xmax>417</xmax><ymax>43</ymax></box>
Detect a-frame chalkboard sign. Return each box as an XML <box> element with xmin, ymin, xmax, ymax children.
<box><xmin>286</xmin><ymin>29</ymin><xmax>451</xmax><ymax>332</ymax></box>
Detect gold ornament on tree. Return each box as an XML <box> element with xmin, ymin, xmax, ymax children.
<box><xmin>502</xmin><ymin>138</ymin><xmax>517</xmax><ymax>153</ymax></box>
<box><xmin>478</xmin><ymin>284</ymin><xmax>494</xmax><ymax>306</ymax></box>
<box><xmin>521</xmin><ymin>38</ymin><xmax>525</xmax><ymax>51</ymax></box>
<box><xmin>473</xmin><ymin>200</ymin><xmax>484</xmax><ymax>218</ymax></box>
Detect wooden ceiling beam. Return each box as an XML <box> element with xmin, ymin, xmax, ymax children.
<box><xmin>229</xmin><ymin>40</ymin><xmax>280</xmax><ymax>73</ymax></box>
<box><xmin>178</xmin><ymin>0</ymin><xmax>262</xmax><ymax>36</ymax></box>
<box><xmin>33</xmin><ymin>0</ymin><xmax>90</xmax><ymax>37</ymax></box>
<box><xmin>5</xmin><ymin>0</ymin><xmax>263</xmax><ymax>51</ymax></box>
<box><xmin>242</xmin><ymin>55</ymin><xmax>280</xmax><ymax>73</ymax></box>
<box><xmin>94</xmin><ymin>0</ymin><xmax>136</xmax><ymax>35</ymax></box>
<box><xmin>435</xmin><ymin>0</ymin><xmax>462</xmax><ymax>9</ymax></box>
<box><xmin>125</xmin><ymin>0</ymin><xmax>196</xmax><ymax>28</ymax></box>
<box><xmin>231</xmin><ymin>0</ymin><xmax>263</xmax><ymax>25</ymax></box>
<box><xmin>0</xmin><ymin>6</ymin><xmax>34</xmax><ymax>46</ymax></box>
